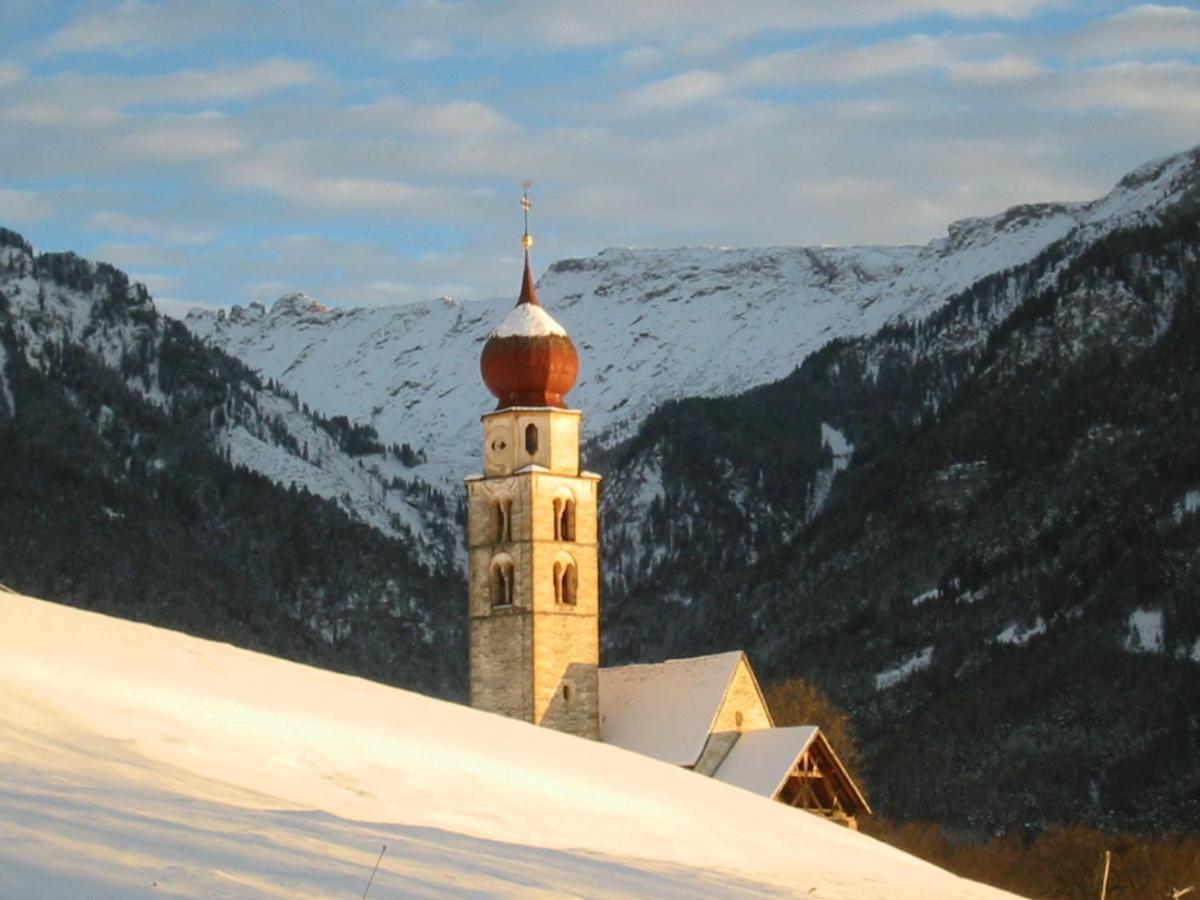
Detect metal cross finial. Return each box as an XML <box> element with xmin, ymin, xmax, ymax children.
<box><xmin>521</xmin><ymin>180</ymin><xmax>533</xmax><ymax>249</ymax></box>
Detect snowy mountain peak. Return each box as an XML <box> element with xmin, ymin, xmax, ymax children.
<box><xmin>183</xmin><ymin>144</ymin><xmax>1200</xmax><ymax>501</ymax></box>
<box><xmin>270</xmin><ymin>291</ymin><xmax>330</xmax><ymax>317</ymax></box>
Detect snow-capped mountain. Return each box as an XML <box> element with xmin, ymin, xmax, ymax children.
<box><xmin>184</xmin><ymin>148</ymin><xmax>1198</xmax><ymax>497</ymax></box>
<box><xmin>0</xmin><ymin>233</ymin><xmax>455</xmax><ymax>563</ymax></box>
<box><xmin>0</xmin><ymin>229</ymin><xmax>464</xmax><ymax>697</ymax></box>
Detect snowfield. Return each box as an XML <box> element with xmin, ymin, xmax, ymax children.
<box><xmin>0</xmin><ymin>588</ymin><xmax>1013</xmax><ymax>898</ymax></box>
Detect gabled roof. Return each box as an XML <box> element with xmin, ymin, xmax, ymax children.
<box><xmin>712</xmin><ymin>726</ymin><xmax>820</xmax><ymax>797</ymax></box>
<box><xmin>599</xmin><ymin>651</ymin><xmax>745</xmax><ymax>766</ymax></box>
<box><xmin>713</xmin><ymin>726</ymin><xmax>872</xmax><ymax>815</ymax></box>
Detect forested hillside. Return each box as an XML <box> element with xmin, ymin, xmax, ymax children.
<box><xmin>597</xmin><ymin>152</ymin><xmax>1200</xmax><ymax>833</ymax></box>
<box><xmin>0</xmin><ymin>228</ymin><xmax>464</xmax><ymax>697</ymax></box>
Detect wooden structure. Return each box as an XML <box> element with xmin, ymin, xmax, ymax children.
<box><xmin>600</xmin><ymin>653</ymin><xmax>871</xmax><ymax>828</ymax></box>
<box><xmin>714</xmin><ymin>725</ymin><xmax>871</xmax><ymax>829</ymax></box>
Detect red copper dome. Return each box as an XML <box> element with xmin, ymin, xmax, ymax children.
<box><xmin>481</xmin><ymin>251</ymin><xmax>579</xmax><ymax>409</ymax></box>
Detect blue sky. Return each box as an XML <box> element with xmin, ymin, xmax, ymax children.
<box><xmin>1</xmin><ymin>1</ymin><xmax>1198</xmax><ymax>314</ymax></box>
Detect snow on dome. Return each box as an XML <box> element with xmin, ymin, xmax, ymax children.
<box><xmin>491</xmin><ymin>301</ymin><xmax>568</xmax><ymax>338</ymax></box>
<box><xmin>479</xmin><ymin>249</ymin><xmax>579</xmax><ymax>409</ymax></box>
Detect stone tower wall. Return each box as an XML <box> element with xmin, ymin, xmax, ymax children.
<box><xmin>467</xmin><ymin>408</ymin><xmax>601</xmax><ymax>739</ymax></box>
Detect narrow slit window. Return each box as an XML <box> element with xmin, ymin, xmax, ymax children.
<box><xmin>491</xmin><ymin>559</ymin><xmax>514</xmax><ymax>607</ymax></box>
<box><xmin>556</xmin><ymin>561</ymin><xmax>577</xmax><ymax>606</ymax></box>
<box><xmin>525</xmin><ymin>423</ymin><xmax>538</xmax><ymax>455</ymax></box>
<box><xmin>492</xmin><ymin>499</ymin><xmax>512</xmax><ymax>543</ymax></box>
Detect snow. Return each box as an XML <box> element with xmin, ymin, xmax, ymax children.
<box><xmin>1174</xmin><ymin>489</ymin><xmax>1200</xmax><ymax>523</ymax></box>
<box><xmin>911</xmin><ymin>588</ymin><xmax>940</xmax><ymax>607</ymax></box>
<box><xmin>599</xmin><ymin>650</ymin><xmax>744</xmax><ymax>767</ymax></box>
<box><xmin>0</xmin><ymin>589</ymin><xmax>1013</xmax><ymax>899</ymax></box>
<box><xmin>875</xmin><ymin>646</ymin><xmax>935</xmax><ymax>691</ymax></box>
<box><xmin>491</xmin><ymin>300</ymin><xmax>568</xmax><ymax>338</ymax></box>
<box><xmin>996</xmin><ymin>617</ymin><xmax>1046</xmax><ymax>646</ymax></box>
<box><xmin>1125</xmin><ymin>608</ymin><xmax>1164</xmax><ymax>653</ymax></box>
<box><xmin>712</xmin><ymin>726</ymin><xmax>819</xmax><ymax>799</ymax></box>
<box><xmin>811</xmin><ymin>423</ymin><xmax>856</xmax><ymax>516</ymax></box>
<box><xmin>0</xmin><ymin>342</ymin><xmax>13</xmax><ymax>415</ymax></box>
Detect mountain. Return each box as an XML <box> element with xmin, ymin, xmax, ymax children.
<box><xmin>4</xmin><ymin>144</ymin><xmax>1200</xmax><ymax>839</ymax></box>
<box><xmin>0</xmin><ymin>229</ymin><xmax>463</xmax><ymax>697</ymax></box>
<box><xmin>0</xmin><ymin>586</ymin><xmax>1013</xmax><ymax>899</ymax></box>
<box><xmin>183</xmin><ymin>146</ymin><xmax>1195</xmax><ymax>502</ymax></box>
<box><xmin>186</xmin><ymin>144</ymin><xmax>1200</xmax><ymax>834</ymax></box>
<box><xmin>596</xmin><ymin>147</ymin><xmax>1200</xmax><ymax>833</ymax></box>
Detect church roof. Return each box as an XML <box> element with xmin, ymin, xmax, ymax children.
<box><xmin>713</xmin><ymin>726</ymin><xmax>872</xmax><ymax>814</ymax></box>
<box><xmin>711</xmin><ymin>726</ymin><xmax>820</xmax><ymax>798</ymax></box>
<box><xmin>599</xmin><ymin>650</ymin><xmax>745</xmax><ymax>767</ymax></box>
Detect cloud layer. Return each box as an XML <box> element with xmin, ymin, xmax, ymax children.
<box><xmin>2</xmin><ymin>2</ymin><xmax>1198</xmax><ymax>310</ymax></box>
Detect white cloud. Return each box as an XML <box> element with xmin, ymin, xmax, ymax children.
<box><xmin>1047</xmin><ymin>61</ymin><xmax>1200</xmax><ymax>114</ymax></box>
<box><xmin>89</xmin><ymin>211</ymin><xmax>219</xmax><ymax>245</ymax></box>
<box><xmin>617</xmin><ymin>46</ymin><xmax>667</xmax><ymax>71</ymax></box>
<box><xmin>94</xmin><ymin>242</ymin><xmax>191</xmax><ymax>270</ymax></box>
<box><xmin>114</xmin><ymin>118</ymin><xmax>244</xmax><ymax>163</ymax></box>
<box><xmin>740</xmin><ymin>35</ymin><xmax>952</xmax><ymax>86</ymax></box>
<box><xmin>39</xmin><ymin>0</ymin><xmax>241</xmax><ymax>55</ymax></box>
<box><xmin>0</xmin><ymin>63</ymin><xmax>26</xmax><ymax>88</ymax></box>
<box><xmin>627</xmin><ymin>70</ymin><xmax>727</xmax><ymax>109</ymax></box>
<box><xmin>947</xmin><ymin>54</ymin><xmax>1045</xmax><ymax>82</ymax></box>
<box><xmin>89</xmin><ymin>59</ymin><xmax>321</xmax><ymax>107</ymax></box>
<box><xmin>0</xmin><ymin>189</ymin><xmax>52</xmax><ymax>223</ymax></box>
<box><xmin>1067</xmin><ymin>4</ymin><xmax>1200</xmax><ymax>61</ymax></box>
<box><xmin>38</xmin><ymin>0</ymin><xmax>1060</xmax><ymax>61</ymax></box>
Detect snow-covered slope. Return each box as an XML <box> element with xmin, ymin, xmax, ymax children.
<box><xmin>184</xmin><ymin>147</ymin><xmax>1199</xmax><ymax>496</ymax></box>
<box><xmin>0</xmin><ymin>587</ymin><xmax>1013</xmax><ymax>898</ymax></box>
<box><xmin>0</xmin><ymin>237</ymin><xmax>457</xmax><ymax>560</ymax></box>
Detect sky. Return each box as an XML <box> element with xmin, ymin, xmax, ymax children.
<box><xmin>0</xmin><ymin>2</ymin><xmax>1198</xmax><ymax>316</ymax></box>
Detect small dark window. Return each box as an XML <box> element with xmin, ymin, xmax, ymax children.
<box><xmin>491</xmin><ymin>560</ymin><xmax>514</xmax><ymax>608</ymax></box>
<box><xmin>562</xmin><ymin>684</ymin><xmax>571</xmax><ymax>701</ymax></box>
<box><xmin>492</xmin><ymin>499</ymin><xmax>512</xmax><ymax>543</ymax></box>
<box><xmin>525</xmin><ymin>423</ymin><xmax>538</xmax><ymax>455</ymax></box>
<box><xmin>553</xmin><ymin>496</ymin><xmax>576</xmax><ymax>542</ymax></box>
<box><xmin>554</xmin><ymin>560</ymin><xmax>578</xmax><ymax>605</ymax></box>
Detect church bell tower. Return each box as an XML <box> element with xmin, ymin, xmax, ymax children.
<box><xmin>465</xmin><ymin>186</ymin><xmax>601</xmax><ymax>739</ymax></box>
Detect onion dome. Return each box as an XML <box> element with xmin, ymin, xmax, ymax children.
<box><xmin>481</xmin><ymin>249</ymin><xmax>579</xmax><ymax>409</ymax></box>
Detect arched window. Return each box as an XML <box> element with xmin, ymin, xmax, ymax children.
<box><xmin>491</xmin><ymin>498</ymin><xmax>512</xmax><ymax>543</ymax></box>
<box><xmin>525</xmin><ymin>423</ymin><xmax>538</xmax><ymax>455</ymax></box>
<box><xmin>553</xmin><ymin>556</ymin><xmax>578</xmax><ymax>606</ymax></box>
<box><xmin>552</xmin><ymin>491</ymin><xmax>576</xmax><ymax>542</ymax></box>
<box><xmin>490</xmin><ymin>556</ymin><xmax>515</xmax><ymax>608</ymax></box>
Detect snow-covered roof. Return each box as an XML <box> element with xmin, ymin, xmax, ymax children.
<box><xmin>491</xmin><ymin>301</ymin><xmax>568</xmax><ymax>338</ymax></box>
<box><xmin>712</xmin><ymin>726</ymin><xmax>819</xmax><ymax>798</ymax></box>
<box><xmin>599</xmin><ymin>650</ymin><xmax>744</xmax><ymax>766</ymax></box>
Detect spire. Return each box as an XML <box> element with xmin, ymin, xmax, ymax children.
<box><xmin>518</xmin><ymin>180</ymin><xmax>540</xmax><ymax>307</ymax></box>
<box><xmin>480</xmin><ymin>181</ymin><xmax>579</xmax><ymax>409</ymax></box>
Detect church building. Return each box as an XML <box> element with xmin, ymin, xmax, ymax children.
<box><xmin>465</xmin><ymin>191</ymin><xmax>870</xmax><ymax>827</ymax></box>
